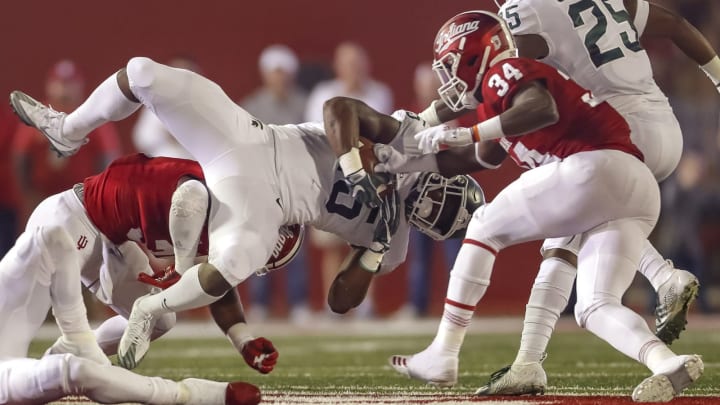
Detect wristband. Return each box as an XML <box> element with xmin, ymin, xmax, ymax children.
<box><xmin>418</xmin><ymin>101</ymin><xmax>442</xmax><ymax>126</ymax></box>
<box><xmin>226</xmin><ymin>322</ymin><xmax>254</xmax><ymax>350</ymax></box>
<box><xmin>338</xmin><ymin>147</ymin><xmax>363</xmax><ymax>177</ymax></box>
<box><xmin>701</xmin><ymin>56</ymin><xmax>720</xmax><ymax>86</ymax></box>
<box><xmin>359</xmin><ymin>249</ymin><xmax>384</xmax><ymax>273</ymax></box>
<box><xmin>472</xmin><ymin>116</ymin><xmax>505</xmax><ymax>142</ymax></box>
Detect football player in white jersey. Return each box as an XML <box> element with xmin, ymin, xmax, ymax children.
<box><xmin>383</xmin><ymin>10</ymin><xmax>703</xmax><ymax>403</ymax></box>
<box><xmin>9</xmin><ymin>59</ymin><xmax>482</xmax><ymax>370</ymax></box>
<box><xmin>399</xmin><ymin>0</ymin><xmax>719</xmax><ymax>397</ymax></box>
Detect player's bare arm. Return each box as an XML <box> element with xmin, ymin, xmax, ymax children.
<box><xmin>323</xmin><ymin>96</ymin><xmax>399</xmax><ymax>153</ymax></box>
<box><xmin>628</xmin><ymin>0</ymin><xmax>720</xmax><ymax>87</ymax></box>
<box><xmin>326</xmin><ymin>247</ymin><xmax>371</xmax><ymax>314</ymax></box>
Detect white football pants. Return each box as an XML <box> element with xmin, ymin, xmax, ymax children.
<box><xmin>125</xmin><ymin>57</ymin><xmax>284</xmax><ymax>285</ymax></box>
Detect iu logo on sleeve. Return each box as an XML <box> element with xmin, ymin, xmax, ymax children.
<box><xmin>77</xmin><ymin>235</ymin><xmax>88</xmax><ymax>250</ymax></box>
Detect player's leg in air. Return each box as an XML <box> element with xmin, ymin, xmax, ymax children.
<box><xmin>389</xmin><ymin>150</ymin><xmax>702</xmax><ymax>401</ymax></box>
<box><xmin>10</xmin><ymin>57</ymin><xmax>284</xmax><ymax>369</ymax></box>
<box><xmin>0</xmin><ymin>355</ymin><xmax>261</xmax><ymax>405</ymax></box>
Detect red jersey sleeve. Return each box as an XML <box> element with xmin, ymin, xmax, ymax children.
<box><xmin>480</xmin><ymin>58</ymin><xmax>552</xmax><ymax>118</ymax></box>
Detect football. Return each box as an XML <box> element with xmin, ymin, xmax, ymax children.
<box><xmin>358</xmin><ymin>136</ymin><xmax>393</xmax><ymax>196</ymax></box>
<box><xmin>260</xmin><ymin>224</ymin><xmax>305</xmax><ymax>273</ymax></box>
<box><xmin>358</xmin><ymin>136</ymin><xmax>379</xmax><ymax>174</ymax></box>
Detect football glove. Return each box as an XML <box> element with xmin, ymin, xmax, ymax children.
<box><xmin>345</xmin><ymin>168</ymin><xmax>384</xmax><ymax>209</ymax></box>
<box><xmin>415</xmin><ymin>125</ymin><xmax>474</xmax><ymax>154</ymax></box>
<box><xmin>137</xmin><ymin>265</ymin><xmax>181</xmax><ymax>290</ymax></box>
<box><xmin>241</xmin><ymin>337</ymin><xmax>279</xmax><ymax>374</ymax></box>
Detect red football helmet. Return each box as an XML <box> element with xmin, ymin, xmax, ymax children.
<box><xmin>256</xmin><ymin>224</ymin><xmax>305</xmax><ymax>275</ymax></box>
<box><xmin>432</xmin><ymin>10</ymin><xmax>517</xmax><ymax>111</ymax></box>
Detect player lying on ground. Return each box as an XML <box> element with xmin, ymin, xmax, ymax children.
<box><xmin>382</xmin><ymin>11</ymin><xmax>703</xmax><ymax>403</ymax></box>
<box><xmin>391</xmin><ymin>0</ymin><xmax>719</xmax><ymax>397</ymax></box>
<box><xmin>0</xmin><ymin>157</ymin><xmax>261</xmax><ymax>403</ymax></box>
<box><xmin>10</xmin><ymin>60</ymin><xmax>482</xmax><ymax>370</ymax></box>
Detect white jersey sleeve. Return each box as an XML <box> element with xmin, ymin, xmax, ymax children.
<box><xmin>633</xmin><ymin>0</ymin><xmax>650</xmax><ymax>37</ymax></box>
<box><xmin>387</xmin><ymin>110</ymin><xmax>430</xmax><ymax>158</ymax></box>
<box><xmin>499</xmin><ymin>0</ymin><xmax>664</xmax><ymax>105</ymax></box>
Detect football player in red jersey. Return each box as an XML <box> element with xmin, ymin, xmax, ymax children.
<box><xmin>0</xmin><ymin>153</ymin><xmax>291</xmax><ymax>403</ymax></box>
<box><xmin>383</xmin><ymin>11</ymin><xmax>702</xmax><ymax>401</ymax></box>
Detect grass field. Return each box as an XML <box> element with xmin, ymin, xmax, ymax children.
<box><xmin>30</xmin><ymin>322</ymin><xmax>719</xmax><ymax>404</ymax></box>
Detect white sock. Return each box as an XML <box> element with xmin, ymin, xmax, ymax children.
<box><xmin>139</xmin><ymin>264</ymin><xmax>221</xmax><ymax>316</ymax></box>
<box><xmin>515</xmin><ymin>257</ymin><xmax>576</xmax><ymax>364</ymax></box>
<box><xmin>637</xmin><ymin>240</ymin><xmax>673</xmax><ymax>290</ymax></box>
<box><xmin>68</xmin><ymin>359</ymin><xmax>183</xmax><ymax>404</ymax></box>
<box><xmin>430</xmin><ymin>242</ymin><xmax>494</xmax><ymax>356</ymax></box>
<box><xmin>63</xmin><ymin>74</ymin><xmax>141</xmax><ymax>141</ymax></box>
<box><xmin>644</xmin><ymin>344</ymin><xmax>678</xmax><ymax>374</ymax></box>
<box><xmin>584</xmin><ymin>303</ymin><xmax>668</xmax><ymax>369</ymax></box>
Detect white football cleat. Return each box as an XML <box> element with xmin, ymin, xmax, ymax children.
<box><xmin>388</xmin><ymin>349</ymin><xmax>458</xmax><ymax>387</ymax></box>
<box><xmin>9</xmin><ymin>90</ymin><xmax>86</xmax><ymax>157</ymax></box>
<box><xmin>475</xmin><ymin>362</ymin><xmax>547</xmax><ymax>396</ymax></box>
<box><xmin>632</xmin><ymin>354</ymin><xmax>703</xmax><ymax>402</ymax></box>
<box><xmin>655</xmin><ymin>267</ymin><xmax>699</xmax><ymax>345</ymax></box>
<box><xmin>118</xmin><ymin>294</ymin><xmax>157</xmax><ymax>369</ymax></box>
<box><xmin>44</xmin><ymin>332</ymin><xmax>111</xmax><ymax>366</ymax></box>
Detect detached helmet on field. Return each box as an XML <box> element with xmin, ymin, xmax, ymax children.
<box><xmin>432</xmin><ymin>10</ymin><xmax>517</xmax><ymax>111</ymax></box>
<box><xmin>406</xmin><ymin>172</ymin><xmax>485</xmax><ymax>240</ymax></box>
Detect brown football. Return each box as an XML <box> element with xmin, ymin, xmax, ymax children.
<box><xmin>358</xmin><ymin>136</ymin><xmax>393</xmax><ymax>197</ymax></box>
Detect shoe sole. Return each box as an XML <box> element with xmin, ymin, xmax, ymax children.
<box><xmin>9</xmin><ymin>91</ymin><xmax>39</xmax><ymax>129</ymax></box>
<box><xmin>632</xmin><ymin>356</ymin><xmax>703</xmax><ymax>402</ymax></box>
<box><xmin>118</xmin><ymin>343</ymin><xmax>148</xmax><ymax>370</ymax></box>
<box><xmin>656</xmin><ymin>279</ymin><xmax>700</xmax><ymax>345</ymax></box>
<box><xmin>476</xmin><ymin>384</ymin><xmax>545</xmax><ymax>396</ymax></box>
<box><xmin>9</xmin><ymin>91</ymin><xmax>74</xmax><ymax>157</ymax></box>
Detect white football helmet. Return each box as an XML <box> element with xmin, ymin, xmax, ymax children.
<box><xmin>406</xmin><ymin>172</ymin><xmax>485</xmax><ymax>240</ymax></box>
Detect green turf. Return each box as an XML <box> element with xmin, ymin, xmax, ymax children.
<box><xmin>29</xmin><ymin>329</ymin><xmax>719</xmax><ymax>397</ymax></box>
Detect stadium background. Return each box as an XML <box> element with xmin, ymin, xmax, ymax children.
<box><xmin>1</xmin><ymin>0</ymin><xmax>718</xmax><ymax>318</ymax></box>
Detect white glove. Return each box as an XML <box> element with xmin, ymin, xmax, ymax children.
<box><xmin>373</xmin><ymin>144</ymin><xmax>439</xmax><ymax>174</ymax></box>
<box><xmin>414</xmin><ymin>126</ymin><xmax>474</xmax><ymax>154</ymax></box>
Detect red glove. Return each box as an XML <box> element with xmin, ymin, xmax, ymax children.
<box><xmin>137</xmin><ymin>265</ymin><xmax>181</xmax><ymax>290</ymax></box>
<box><xmin>241</xmin><ymin>337</ymin><xmax>279</xmax><ymax>374</ymax></box>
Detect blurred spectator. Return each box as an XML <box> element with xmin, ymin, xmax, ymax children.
<box><xmin>304</xmin><ymin>41</ymin><xmax>393</xmax><ymax>121</ymax></box>
<box><xmin>131</xmin><ymin>55</ymin><xmax>200</xmax><ymax>159</ymax></box>
<box><xmin>13</xmin><ymin>59</ymin><xmax>121</xmax><ymax>223</ymax></box>
<box><xmin>0</xmin><ymin>105</ymin><xmax>21</xmax><ymax>257</ymax></box>
<box><xmin>239</xmin><ymin>45</ymin><xmax>312</xmax><ymax>322</ymax></box>
<box><xmin>394</xmin><ymin>63</ymin><xmax>462</xmax><ymax>319</ymax></box>
<box><xmin>304</xmin><ymin>41</ymin><xmax>394</xmax><ymax>318</ymax></box>
<box><xmin>242</xmin><ymin>45</ymin><xmax>308</xmax><ymax>125</ymax></box>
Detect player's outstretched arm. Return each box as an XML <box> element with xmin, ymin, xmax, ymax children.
<box><xmin>209</xmin><ymin>289</ymin><xmax>279</xmax><ymax>374</ymax></box>
<box><xmin>630</xmin><ymin>0</ymin><xmax>720</xmax><ymax>89</ymax></box>
<box><xmin>327</xmin><ymin>248</ymin><xmax>372</xmax><ymax>314</ymax></box>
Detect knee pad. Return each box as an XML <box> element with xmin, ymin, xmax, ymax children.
<box><xmin>126</xmin><ymin>57</ymin><xmax>158</xmax><ymax>89</ymax></box>
<box><xmin>171</xmin><ymin>179</ymin><xmax>209</xmax><ymax>218</ymax></box>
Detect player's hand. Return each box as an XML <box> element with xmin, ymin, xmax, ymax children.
<box><xmin>241</xmin><ymin>337</ymin><xmax>279</xmax><ymax>374</ymax></box>
<box><xmin>369</xmin><ymin>188</ymin><xmax>401</xmax><ymax>255</ymax></box>
<box><xmin>137</xmin><ymin>265</ymin><xmax>181</xmax><ymax>289</ymax></box>
<box><xmin>345</xmin><ymin>168</ymin><xmax>383</xmax><ymax>209</ymax></box>
<box><xmin>415</xmin><ymin>125</ymin><xmax>473</xmax><ymax>153</ymax></box>
<box><xmin>374</xmin><ymin>144</ymin><xmax>438</xmax><ymax>174</ymax></box>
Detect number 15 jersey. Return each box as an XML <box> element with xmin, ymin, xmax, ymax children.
<box><xmin>499</xmin><ymin>0</ymin><xmax>664</xmax><ymax>106</ymax></box>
